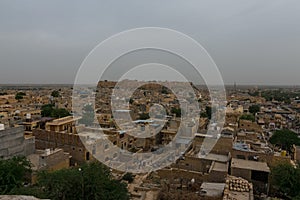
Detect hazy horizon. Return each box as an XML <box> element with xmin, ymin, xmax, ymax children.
<box><xmin>1</xmin><ymin>0</ymin><xmax>300</xmax><ymax>85</ymax></box>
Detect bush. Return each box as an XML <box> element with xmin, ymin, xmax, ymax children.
<box><xmin>240</xmin><ymin>114</ymin><xmax>255</xmax><ymax>122</ymax></box>
<box><xmin>271</xmin><ymin>163</ymin><xmax>300</xmax><ymax>198</ymax></box>
<box><xmin>269</xmin><ymin>129</ymin><xmax>300</xmax><ymax>152</ymax></box>
<box><xmin>122</xmin><ymin>173</ymin><xmax>134</xmax><ymax>183</ymax></box>
<box><xmin>15</xmin><ymin>92</ymin><xmax>26</xmax><ymax>100</ymax></box>
<box><xmin>249</xmin><ymin>105</ymin><xmax>260</xmax><ymax>114</ymax></box>
<box><xmin>139</xmin><ymin>113</ymin><xmax>150</xmax><ymax>120</ymax></box>
<box><xmin>51</xmin><ymin>90</ymin><xmax>60</xmax><ymax>97</ymax></box>
<box><xmin>0</xmin><ymin>156</ymin><xmax>31</xmax><ymax>195</ymax></box>
<box><xmin>171</xmin><ymin>107</ymin><xmax>181</xmax><ymax>117</ymax></box>
<box><xmin>41</xmin><ymin>104</ymin><xmax>70</xmax><ymax>118</ymax></box>
<box><xmin>38</xmin><ymin>162</ymin><xmax>129</xmax><ymax>200</ymax></box>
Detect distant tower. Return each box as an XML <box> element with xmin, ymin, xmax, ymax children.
<box><xmin>234</xmin><ymin>81</ymin><xmax>237</xmax><ymax>94</ymax></box>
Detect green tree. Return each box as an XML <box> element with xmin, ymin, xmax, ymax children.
<box><xmin>269</xmin><ymin>129</ymin><xmax>300</xmax><ymax>152</ymax></box>
<box><xmin>293</xmin><ymin>195</ymin><xmax>300</xmax><ymax>200</ymax></box>
<box><xmin>129</xmin><ymin>98</ymin><xmax>134</xmax><ymax>104</ymax></box>
<box><xmin>122</xmin><ymin>173</ymin><xmax>134</xmax><ymax>183</ymax></box>
<box><xmin>0</xmin><ymin>156</ymin><xmax>32</xmax><ymax>195</ymax></box>
<box><xmin>15</xmin><ymin>92</ymin><xmax>26</xmax><ymax>100</ymax></box>
<box><xmin>41</xmin><ymin>104</ymin><xmax>54</xmax><ymax>117</ymax></box>
<box><xmin>240</xmin><ymin>114</ymin><xmax>255</xmax><ymax>122</ymax></box>
<box><xmin>37</xmin><ymin>162</ymin><xmax>129</xmax><ymax>200</ymax></box>
<box><xmin>161</xmin><ymin>87</ymin><xmax>169</xmax><ymax>94</ymax></box>
<box><xmin>261</xmin><ymin>90</ymin><xmax>295</xmax><ymax>104</ymax></box>
<box><xmin>271</xmin><ymin>163</ymin><xmax>300</xmax><ymax>198</ymax></box>
<box><xmin>51</xmin><ymin>90</ymin><xmax>60</xmax><ymax>97</ymax></box>
<box><xmin>200</xmin><ymin>112</ymin><xmax>208</xmax><ymax>118</ymax></box>
<box><xmin>171</xmin><ymin>107</ymin><xmax>181</xmax><ymax>118</ymax></box>
<box><xmin>249</xmin><ymin>105</ymin><xmax>260</xmax><ymax>115</ymax></box>
<box><xmin>41</xmin><ymin>104</ymin><xmax>70</xmax><ymax>118</ymax></box>
<box><xmin>139</xmin><ymin>113</ymin><xmax>150</xmax><ymax>120</ymax></box>
<box><xmin>205</xmin><ymin>106</ymin><xmax>212</xmax><ymax>119</ymax></box>
<box><xmin>9</xmin><ymin>186</ymin><xmax>47</xmax><ymax>199</ymax></box>
<box><xmin>52</xmin><ymin>108</ymin><xmax>70</xmax><ymax>118</ymax></box>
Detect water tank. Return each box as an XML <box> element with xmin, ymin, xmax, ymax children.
<box><xmin>0</xmin><ymin>124</ymin><xmax>4</xmax><ymax>131</ymax></box>
<box><xmin>26</xmin><ymin>113</ymin><xmax>31</xmax><ymax>119</ymax></box>
<box><xmin>281</xmin><ymin>150</ymin><xmax>287</xmax><ymax>157</ymax></box>
<box><xmin>45</xmin><ymin>149</ymin><xmax>51</xmax><ymax>156</ymax></box>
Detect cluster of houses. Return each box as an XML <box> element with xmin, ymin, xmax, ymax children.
<box><xmin>1</xmin><ymin>82</ymin><xmax>300</xmax><ymax>199</ymax></box>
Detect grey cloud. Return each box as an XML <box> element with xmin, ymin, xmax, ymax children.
<box><xmin>0</xmin><ymin>0</ymin><xmax>299</xmax><ymax>85</ymax></box>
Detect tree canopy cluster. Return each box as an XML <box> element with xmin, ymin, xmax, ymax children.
<box><xmin>269</xmin><ymin>129</ymin><xmax>300</xmax><ymax>152</ymax></box>
<box><xmin>122</xmin><ymin>172</ymin><xmax>134</xmax><ymax>183</ymax></box>
<box><xmin>201</xmin><ymin>106</ymin><xmax>217</xmax><ymax>120</ymax></box>
<box><xmin>0</xmin><ymin>156</ymin><xmax>31</xmax><ymax>195</ymax></box>
<box><xmin>139</xmin><ymin>112</ymin><xmax>150</xmax><ymax>120</ymax></box>
<box><xmin>36</xmin><ymin>162</ymin><xmax>129</xmax><ymax>200</ymax></box>
<box><xmin>15</xmin><ymin>92</ymin><xmax>26</xmax><ymax>100</ymax></box>
<box><xmin>239</xmin><ymin>114</ymin><xmax>255</xmax><ymax>122</ymax></box>
<box><xmin>1</xmin><ymin>157</ymin><xmax>129</xmax><ymax>200</ymax></box>
<box><xmin>171</xmin><ymin>107</ymin><xmax>181</xmax><ymax>118</ymax></box>
<box><xmin>41</xmin><ymin>104</ymin><xmax>70</xmax><ymax>118</ymax></box>
<box><xmin>249</xmin><ymin>104</ymin><xmax>260</xmax><ymax>115</ymax></box>
<box><xmin>271</xmin><ymin>163</ymin><xmax>300</xmax><ymax>199</ymax></box>
<box><xmin>51</xmin><ymin>90</ymin><xmax>60</xmax><ymax>98</ymax></box>
<box><xmin>249</xmin><ymin>89</ymin><xmax>300</xmax><ymax>104</ymax></box>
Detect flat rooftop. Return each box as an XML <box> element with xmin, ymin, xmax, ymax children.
<box><xmin>198</xmin><ymin>153</ymin><xmax>229</xmax><ymax>162</ymax></box>
<box><xmin>211</xmin><ymin>161</ymin><xmax>228</xmax><ymax>172</ymax></box>
<box><xmin>200</xmin><ymin>182</ymin><xmax>225</xmax><ymax>197</ymax></box>
<box><xmin>231</xmin><ymin>158</ymin><xmax>270</xmax><ymax>173</ymax></box>
<box><xmin>46</xmin><ymin>116</ymin><xmax>81</xmax><ymax>126</ymax></box>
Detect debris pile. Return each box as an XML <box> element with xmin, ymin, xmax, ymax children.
<box><xmin>225</xmin><ymin>177</ymin><xmax>252</xmax><ymax>192</ymax></box>
<box><xmin>223</xmin><ymin>176</ymin><xmax>253</xmax><ymax>200</ymax></box>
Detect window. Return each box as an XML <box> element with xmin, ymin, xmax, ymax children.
<box><xmin>251</xmin><ymin>170</ymin><xmax>268</xmax><ymax>182</ymax></box>
<box><xmin>86</xmin><ymin>152</ymin><xmax>90</xmax><ymax>161</ymax></box>
<box><xmin>236</xmin><ymin>155</ymin><xmax>246</xmax><ymax>160</ymax></box>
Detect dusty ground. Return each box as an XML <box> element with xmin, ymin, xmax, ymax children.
<box><xmin>128</xmin><ymin>174</ymin><xmax>159</xmax><ymax>200</ymax></box>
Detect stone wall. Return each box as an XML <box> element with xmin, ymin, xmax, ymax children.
<box><xmin>239</xmin><ymin>120</ymin><xmax>262</xmax><ymax>132</ymax></box>
<box><xmin>24</xmin><ymin>136</ymin><xmax>35</xmax><ymax>156</ymax></box>
<box><xmin>0</xmin><ymin>126</ymin><xmax>31</xmax><ymax>158</ymax></box>
<box><xmin>157</xmin><ymin>167</ymin><xmax>227</xmax><ymax>185</ymax></box>
<box><xmin>39</xmin><ymin>150</ymin><xmax>70</xmax><ymax>171</ymax></box>
<box><xmin>193</xmin><ymin>135</ymin><xmax>233</xmax><ymax>156</ymax></box>
<box><xmin>33</xmin><ymin>129</ymin><xmax>92</xmax><ymax>165</ymax></box>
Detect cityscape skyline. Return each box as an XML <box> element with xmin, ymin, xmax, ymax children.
<box><xmin>1</xmin><ymin>1</ymin><xmax>300</xmax><ymax>199</ymax></box>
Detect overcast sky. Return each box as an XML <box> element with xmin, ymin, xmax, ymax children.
<box><xmin>0</xmin><ymin>0</ymin><xmax>299</xmax><ymax>85</ymax></box>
